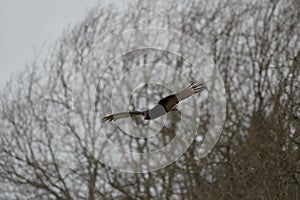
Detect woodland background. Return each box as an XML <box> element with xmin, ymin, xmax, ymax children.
<box><xmin>0</xmin><ymin>0</ymin><xmax>299</xmax><ymax>199</ymax></box>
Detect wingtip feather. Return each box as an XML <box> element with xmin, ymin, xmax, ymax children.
<box><xmin>190</xmin><ymin>82</ymin><xmax>205</xmax><ymax>93</ymax></box>
<box><xmin>102</xmin><ymin>115</ymin><xmax>114</xmax><ymax>122</ymax></box>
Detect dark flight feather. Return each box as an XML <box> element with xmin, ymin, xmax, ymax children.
<box><xmin>102</xmin><ymin>111</ymin><xmax>143</xmax><ymax>121</ymax></box>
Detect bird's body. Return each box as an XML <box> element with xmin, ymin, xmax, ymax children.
<box><xmin>102</xmin><ymin>83</ymin><xmax>205</xmax><ymax>122</ymax></box>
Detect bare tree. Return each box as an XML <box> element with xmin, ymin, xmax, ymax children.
<box><xmin>0</xmin><ymin>0</ymin><xmax>299</xmax><ymax>199</ymax></box>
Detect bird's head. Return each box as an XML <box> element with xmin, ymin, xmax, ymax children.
<box><xmin>143</xmin><ymin>111</ymin><xmax>150</xmax><ymax>120</ymax></box>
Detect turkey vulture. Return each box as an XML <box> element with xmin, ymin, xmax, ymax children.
<box><xmin>102</xmin><ymin>83</ymin><xmax>205</xmax><ymax>122</ymax></box>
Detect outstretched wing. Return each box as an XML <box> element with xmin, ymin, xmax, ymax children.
<box><xmin>102</xmin><ymin>111</ymin><xmax>143</xmax><ymax>122</ymax></box>
<box><xmin>158</xmin><ymin>83</ymin><xmax>205</xmax><ymax>111</ymax></box>
<box><xmin>176</xmin><ymin>82</ymin><xmax>205</xmax><ymax>101</ymax></box>
<box><xmin>158</xmin><ymin>94</ymin><xmax>179</xmax><ymax>111</ymax></box>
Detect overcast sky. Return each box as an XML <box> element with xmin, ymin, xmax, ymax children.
<box><xmin>0</xmin><ymin>0</ymin><xmax>119</xmax><ymax>89</ymax></box>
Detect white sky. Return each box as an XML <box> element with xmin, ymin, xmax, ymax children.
<box><xmin>0</xmin><ymin>0</ymin><xmax>119</xmax><ymax>89</ymax></box>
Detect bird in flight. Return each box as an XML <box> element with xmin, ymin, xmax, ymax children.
<box><xmin>102</xmin><ymin>83</ymin><xmax>205</xmax><ymax>122</ymax></box>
